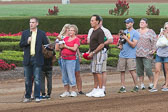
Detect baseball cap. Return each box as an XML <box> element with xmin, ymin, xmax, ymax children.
<box><xmin>124</xmin><ymin>18</ymin><xmax>134</xmax><ymax>23</ymax></box>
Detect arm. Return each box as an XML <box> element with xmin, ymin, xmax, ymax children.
<box><xmin>64</xmin><ymin>44</ymin><xmax>79</xmax><ymax>51</ymax></box>
<box><xmin>104</xmin><ymin>38</ymin><xmax>113</xmax><ymax>45</ymax></box>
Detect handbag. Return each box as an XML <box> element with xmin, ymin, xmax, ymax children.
<box><xmin>156</xmin><ymin>35</ymin><xmax>168</xmax><ymax>48</ymax></box>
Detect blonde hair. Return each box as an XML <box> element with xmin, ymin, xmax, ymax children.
<box><xmin>164</xmin><ymin>22</ymin><xmax>168</xmax><ymax>29</ymax></box>
<box><xmin>59</xmin><ymin>24</ymin><xmax>70</xmax><ymax>36</ymax></box>
<box><xmin>69</xmin><ymin>24</ymin><xmax>78</xmax><ymax>34</ymax></box>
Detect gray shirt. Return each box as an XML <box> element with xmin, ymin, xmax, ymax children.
<box><xmin>157</xmin><ymin>46</ymin><xmax>168</xmax><ymax>57</ymax></box>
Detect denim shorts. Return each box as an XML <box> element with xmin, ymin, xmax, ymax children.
<box><xmin>75</xmin><ymin>57</ymin><xmax>80</xmax><ymax>72</ymax></box>
<box><xmin>155</xmin><ymin>55</ymin><xmax>168</xmax><ymax>63</ymax></box>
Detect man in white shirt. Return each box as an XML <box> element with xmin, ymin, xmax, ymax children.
<box><xmin>87</xmin><ymin>16</ymin><xmax>113</xmax><ymax>95</ymax></box>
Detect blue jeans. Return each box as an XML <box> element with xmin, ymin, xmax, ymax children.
<box><xmin>24</xmin><ymin>57</ymin><xmax>42</xmax><ymax>99</ymax></box>
<box><xmin>60</xmin><ymin>58</ymin><xmax>76</xmax><ymax>86</ymax></box>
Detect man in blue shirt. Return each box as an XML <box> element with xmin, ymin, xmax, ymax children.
<box><xmin>117</xmin><ymin>18</ymin><xmax>140</xmax><ymax>93</ymax></box>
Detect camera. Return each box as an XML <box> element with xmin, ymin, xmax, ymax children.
<box><xmin>119</xmin><ymin>30</ymin><xmax>126</xmax><ymax>44</ymax></box>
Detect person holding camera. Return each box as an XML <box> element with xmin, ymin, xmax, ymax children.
<box><xmin>136</xmin><ymin>18</ymin><xmax>157</xmax><ymax>90</ymax></box>
<box><xmin>117</xmin><ymin>18</ymin><xmax>140</xmax><ymax>93</ymax></box>
<box><xmin>149</xmin><ymin>22</ymin><xmax>168</xmax><ymax>92</ymax></box>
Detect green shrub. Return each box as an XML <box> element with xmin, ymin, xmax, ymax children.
<box><xmin>0</xmin><ymin>16</ymin><xmax>167</xmax><ymax>34</ymax></box>
<box><xmin>0</xmin><ymin>42</ymin><xmax>21</xmax><ymax>51</ymax></box>
<box><xmin>107</xmin><ymin>57</ymin><xmax>119</xmax><ymax>67</ymax></box>
<box><xmin>0</xmin><ymin>36</ymin><xmax>21</xmax><ymax>42</ymax></box>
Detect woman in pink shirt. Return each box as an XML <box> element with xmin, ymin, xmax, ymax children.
<box><xmin>59</xmin><ymin>24</ymin><xmax>80</xmax><ymax>97</ymax></box>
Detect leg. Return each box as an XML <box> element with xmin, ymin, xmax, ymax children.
<box><xmin>143</xmin><ymin>58</ymin><xmax>154</xmax><ymax>85</ymax></box>
<box><xmin>121</xmin><ymin>71</ymin><xmax>125</xmax><ymax>87</ymax></box>
<box><xmin>24</xmin><ymin>65</ymin><xmax>33</xmax><ymax>99</ymax></box>
<box><xmin>33</xmin><ymin>65</ymin><xmax>42</xmax><ymax>99</ymax></box>
<box><xmin>136</xmin><ymin>57</ymin><xmax>145</xmax><ymax>85</ymax></box>
<box><xmin>163</xmin><ymin>63</ymin><xmax>168</xmax><ymax>87</ymax></box>
<box><xmin>153</xmin><ymin>63</ymin><xmax>162</xmax><ymax>89</ymax></box>
<box><xmin>40</xmin><ymin>71</ymin><xmax>46</xmax><ymax>96</ymax></box>
<box><xmin>75</xmin><ymin>71</ymin><xmax>82</xmax><ymax>92</ymax></box>
<box><xmin>46</xmin><ymin>70</ymin><xmax>52</xmax><ymax>96</ymax></box>
<box><xmin>97</xmin><ymin>73</ymin><xmax>103</xmax><ymax>89</ymax></box>
<box><xmin>162</xmin><ymin>63</ymin><xmax>166</xmax><ymax>81</ymax></box>
<box><xmin>129</xmin><ymin>70</ymin><xmax>138</xmax><ymax>86</ymax></box>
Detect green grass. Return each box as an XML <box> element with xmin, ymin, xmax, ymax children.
<box><xmin>0</xmin><ymin>3</ymin><xmax>167</xmax><ymax>17</ymax></box>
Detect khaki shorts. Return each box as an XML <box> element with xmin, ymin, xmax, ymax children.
<box><xmin>117</xmin><ymin>58</ymin><xmax>136</xmax><ymax>71</ymax></box>
<box><xmin>91</xmin><ymin>51</ymin><xmax>107</xmax><ymax>73</ymax></box>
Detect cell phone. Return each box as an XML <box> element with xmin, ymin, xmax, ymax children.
<box><xmin>160</xmin><ymin>28</ymin><xmax>164</xmax><ymax>32</ymax></box>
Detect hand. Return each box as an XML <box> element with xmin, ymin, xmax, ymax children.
<box><xmin>27</xmin><ymin>37</ymin><xmax>32</xmax><ymax>44</ymax></box>
<box><xmin>118</xmin><ymin>44</ymin><xmax>123</xmax><ymax>50</ymax></box>
<box><xmin>88</xmin><ymin>52</ymin><xmax>94</xmax><ymax>58</ymax></box>
<box><xmin>121</xmin><ymin>35</ymin><xmax>127</xmax><ymax>39</ymax></box>
<box><xmin>149</xmin><ymin>50</ymin><xmax>155</xmax><ymax>54</ymax></box>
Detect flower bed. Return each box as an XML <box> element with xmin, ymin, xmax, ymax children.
<box><xmin>0</xmin><ymin>59</ymin><xmax>16</xmax><ymax>71</ymax></box>
<box><xmin>0</xmin><ymin>32</ymin><xmax>119</xmax><ymax>45</ymax></box>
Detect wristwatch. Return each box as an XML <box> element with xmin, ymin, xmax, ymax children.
<box><xmin>92</xmin><ymin>51</ymin><xmax>95</xmax><ymax>54</ymax></box>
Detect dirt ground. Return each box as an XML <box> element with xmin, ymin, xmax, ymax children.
<box><xmin>0</xmin><ymin>66</ymin><xmax>167</xmax><ymax>112</ymax></box>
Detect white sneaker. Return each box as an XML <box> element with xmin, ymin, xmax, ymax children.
<box><xmin>23</xmin><ymin>98</ymin><xmax>31</xmax><ymax>103</ymax></box>
<box><xmin>60</xmin><ymin>92</ymin><xmax>70</xmax><ymax>97</ymax></box>
<box><xmin>141</xmin><ymin>84</ymin><xmax>146</xmax><ymax>90</ymax></box>
<box><xmin>92</xmin><ymin>89</ymin><xmax>105</xmax><ymax>97</ymax></box>
<box><xmin>70</xmin><ymin>91</ymin><xmax>77</xmax><ymax>97</ymax></box>
<box><xmin>86</xmin><ymin>88</ymin><xmax>97</xmax><ymax>97</ymax></box>
<box><xmin>35</xmin><ymin>98</ymin><xmax>40</xmax><ymax>103</ymax></box>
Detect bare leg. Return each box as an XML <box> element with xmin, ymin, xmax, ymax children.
<box><xmin>102</xmin><ymin>72</ymin><xmax>107</xmax><ymax>87</ymax></box>
<box><xmin>129</xmin><ymin>70</ymin><xmax>138</xmax><ymax>86</ymax></box>
<box><xmin>139</xmin><ymin>76</ymin><xmax>144</xmax><ymax>85</ymax></box>
<box><xmin>153</xmin><ymin>63</ymin><xmax>162</xmax><ymax>89</ymax></box>
<box><xmin>75</xmin><ymin>71</ymin><xmax>82</xmax><ymax>92</ymax></box>
<box><xmin>93</xmin><ymin>73</ymin><xmax>98</xmax><ymax>88</ymax></box>
<box><xmin>64</xmin><ymin>85</ymin><xmax>70</xmax><ymax>92</ymax></box>
<box><xmin>97</xmin><ymin>73</ymin><xmax>103</xmax><ymax>88</ymax></box>
<box><xmin>121</xmin><ymin>71</ymin><xmax>125</xmax><ymax>87</ymax></box>
<box><xmin>163</xmin><ymin>63</ymin><xmax>168</xmax><ymax>87</ymax></box>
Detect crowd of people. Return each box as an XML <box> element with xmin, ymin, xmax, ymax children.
<box><xmin>19</xmin><ymin>15</ymin><xmax>168</xmax><ymax>103</ymax></box>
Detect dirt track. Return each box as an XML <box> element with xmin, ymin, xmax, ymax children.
<box><xmin>0</xmin><ymin>69</ymin><xmax>167</xmax><ymax>112</ymax></box>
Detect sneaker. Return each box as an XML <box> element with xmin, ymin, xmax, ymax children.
<box><xmin>131</xmin><ymin>86</ymin><xmax>139</xmax><ymax>92</ymax></box>
<box><xmin>149</xmin><ymin>88</ymin><xmax>158</xmax><ymax>92</ymax></box>
<box><xmin>60</xmin><ymin>91</ymin><xmax>70</xmax><ymax>97</ymax></box>
<box><xmin>70</xmin><ymin>91</ymin><xmax>77</xmax><ymax>97</ymax></box>
<box><xmin>46</xmin><ymin>95</ymin><xmax>51</xmax><ymax>99</ymax></box>
<box><xmin>40</xmin><ymin>95</ymin><xmax>47</xmax><ymax>100</ymax></box>
<box><xmin>118</xmin><ymin>87</ymin><xmax>126</xmax><ymax>93</ymax></box>
<box><xmin>140</xmin><ymin>84</ymin><xmax>146</xmax><ymax>90</ymax></box>
<box><xmin>23</xmin><ymin>98</ymin><xmax>31</xmax><ymax>103</ymax></box>
<box><xmin>92</xmin><ymin>89</ymin><xmax>105</xmax><ymax>97</ymax></box>
<box><xmin>86</xmin><ymin>88</ymin><xmax>97</xmax><ymax>97</ymax></box>
<box><xmin>148</xmin><ymin>84</ymin><xmax>154</xmax><ymax>89</ymax></box>
<box><xmin>35</xmin><ymin>98</ymin><xmax>40</xmax><ymax>103</ymax></box>
<box><xmin>78</xmin><ymin>91</ymin><xmax>85</xmax><ymax>95</ymax></box>
<box><xmin>161</xmin><ymin>88</ymin><xmax>168</xmax><ymax>92</ymax></box>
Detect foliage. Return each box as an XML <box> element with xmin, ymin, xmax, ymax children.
<box><xmin>109</xmin><ymin>0</ymin><xmax>129</xmax><ymax>16</ymax></box>
<box><xmin>0</xmin><ymin>59</ymin><xmax>16</xmax><ymax>71</ymax></box>
<box><xmin>48</xmin><ymin>6</ymin><xmax>59</xmax><ymax>15</ymax></box>
<box><xmin>146</xmin><ymin>5</ymin><xmax>160</xmax><ymax>15</ymax></box>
